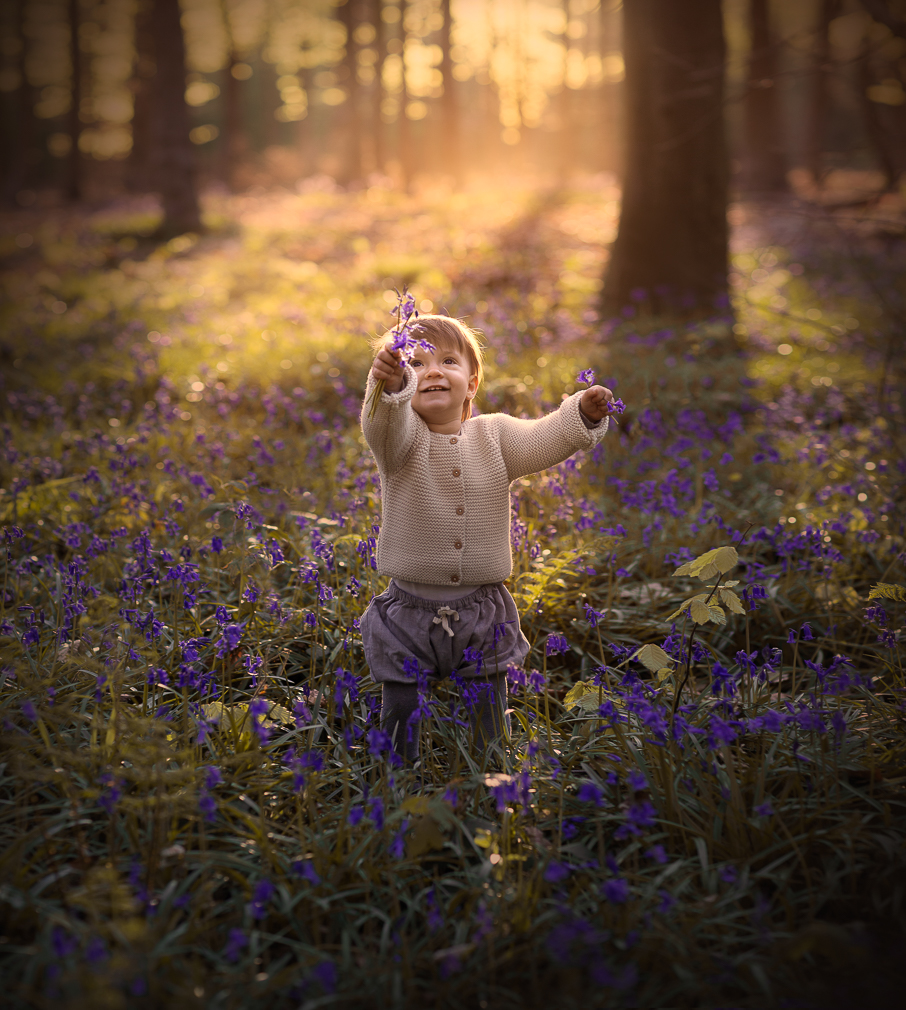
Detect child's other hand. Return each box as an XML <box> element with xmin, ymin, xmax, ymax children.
<box><xmin>372</xmin><ymin>340</ymin><xmax>405</xmax><ymax>392</ymax></box>
<box><xmin>579</xmin><ymin>384</ymin><xmax>615</xmax><ymax>422</ymax></box>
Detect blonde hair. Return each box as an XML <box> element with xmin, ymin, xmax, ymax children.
<box><xmin>374</xmin><ymin>313</ymin><xmax>485</xmax><ymax>422</ymax></box>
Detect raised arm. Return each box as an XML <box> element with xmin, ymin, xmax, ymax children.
<box><xmin>362</xmin><ymin>361</ymin><xmax>421</xmax><ymax>475</ymax></box>
<box><xmin>498</xmin><ymin>390</ymin><xmax>609</xmax><ymax>481</ymax></box>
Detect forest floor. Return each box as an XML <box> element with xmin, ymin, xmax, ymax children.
<box><xmin>0</xmin><ymin>176</ymin><xmax>905</xmax><ymax>1008</ymax></box>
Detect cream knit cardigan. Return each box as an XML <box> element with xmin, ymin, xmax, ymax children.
<box><xmin>362</xmin><ymin>365</ymin><xmax>609</xmax><ymax>586</ymax></box>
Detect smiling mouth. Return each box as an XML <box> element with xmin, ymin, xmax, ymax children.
<box><xmin>422</xmin><ymin>386</ymin><xmax>449</xmax><ymax>392</ymax></box>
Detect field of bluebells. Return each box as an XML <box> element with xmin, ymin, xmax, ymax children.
<box><xmin>1</xmin><ymin>180</ymin><xmax>905</xmax><ymax>1008</ymax></box>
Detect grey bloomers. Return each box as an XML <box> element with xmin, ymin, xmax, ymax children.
<box><xmin>360</xmin><ymin>580</ymin><xmax>530</xmax><ymax>761</ymax></box>
<box><xmin>359</xmin><ymin>580</ymin><xmax>530</xmax><ymax>685</ymax></box>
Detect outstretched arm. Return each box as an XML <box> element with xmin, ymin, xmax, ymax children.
<box><xmin>498</xmin><ymin>389</ymin><xmax>610</xmax><ymax>482</ymax></box>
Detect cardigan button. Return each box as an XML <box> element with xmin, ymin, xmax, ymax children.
<box><xmin>449</xmin><ymin>437</ymin><xmax>458</xmax><ymax>444</ymax></box>
<box><xmin>454</xmin><ymin>540</ymin><xmax>462</xmax><ymax>549</ymax></box>
<box><xmin>451</xmin><ymin>574</ymin><xmax>460</xmax><ymax>582</ymax></box>
<box><xmin>452</xmin><ymin>468</ymin><xmax>461</xmax><ymax>477</ymax></box>
<box><xmin>455</xmin><ymin>507</ymin><xmax>464</xmax><ymax>515</ymax></box>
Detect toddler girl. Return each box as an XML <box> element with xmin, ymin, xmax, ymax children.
<box><xmin>360</xmin><ymin>315</ymin><xmax>613</xmax><ymax>761</ymax></box>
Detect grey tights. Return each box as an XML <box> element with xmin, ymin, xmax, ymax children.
<box><xmin>381</xmin><ymin>674</ymin><xmax>509</xmax><ymax>762</ymax></box>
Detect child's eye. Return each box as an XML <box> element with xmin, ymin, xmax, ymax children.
<box><xmin>411</xmin><ymin>359</ymin><xmax>422</xmax><ymax>367</ymax></box>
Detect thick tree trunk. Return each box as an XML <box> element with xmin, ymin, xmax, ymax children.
<box><xmin>805</xmin><ymin>0</ymin><xmax>840</xmax><ymax>186</ymax></box>
<box><xmin>601</xmin><ymin>0</ymin><xmax>729</xmax><ymax>319</ymax></box>
<box><xmin>2</xmin><ymin>0</ymin><xmax>37</xmax><ymax>205</ymax></box>
<box><xmin>742</xmin><ymin>0</ymin><xmax>786</xmax><ymax>192</ymax></box>
<box><xmin>439</xmin><ymin>0</ymin><xmax>460</xmax><ymax>183</ymax></box>
<box><xmin>150</xmin><ymin>0</ymin><xmax>201</xmax><ymax>235</ymax></box>
<box><xmin>66</xmin><ymin>0</ymin><xmax>82</xmax><ymax>201</ymax></box>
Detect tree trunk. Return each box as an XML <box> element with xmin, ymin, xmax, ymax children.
<box><xmin>439</xmin><ymin>0</ymin><xmax>460</xmax><ymax>183</ymax></box>
<box><xmin>126</xmin><ymin>0</ymin><xmax>155</xmax><ymax>193</ymax></box>
<box><xmin>2</xmin><ymin>0</ymin><xmax>37</xmax><ymax>205</ymax></box>
<box><xmin>742</xmin><ymin>0</ymin><xmax>786</xmax><ymax>192</ymax></box>
<box><xmin>150</xmin><ymin>0</ymin><xmax>201</xmax><ymax>235</ymax></box>
<box><xmin>601</xmin><ymin>0</ymin><xmax>729</xmax><ymax>319</ymax></box>
<box><xmin>336</xmin><ymin>0</ymin><xmax>363</xmax><ymax>185</ymax></box>
<box><xmin>857</xmin><ymin>41</ymin><xmax>900</xmax><ymax>190</ymax></box>
<box><xmin>220</xmin><ymin>0</ymin><xmax>248</xmax><ymax>192</ymax></box>
<box><xmin>222</xmin><ymin>52</ymin><xmax>246</xmax><ymax>191</ymax></box>
<box><xmin>398</xmin><ymin>0</ymin><xmax>413</xmax><ymax>190</ymax></box>
<box><xmin>805</xmin><ymin>0</ymin><xmax>840</xmax><ymax>186</ymax></box>
<box><xmin>373</xmin><ymin>0</ymin><xmax>386</xmax><ymax>173</ymax></box>
<box><xmin>557</xmin><ymin>0</ymin><xmax>573</xmax><ymax>183</ymax></box>
<box><xmin>66</xmin><ymin>0</ymin><xmax>82</xmax><ymax>201</ymax></box>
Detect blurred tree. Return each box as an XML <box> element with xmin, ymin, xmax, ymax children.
<box><xmin>557</xmin><ymin>0</ymin><xmax>574</xmax><ymax>183</ymax></box>
<box><xmin>399</xmin><ymin>0</ymin><xmax>413</xmax><ymax>189</ymax></box>
<box><xmin>127</xmin><ymin>0</ymin><xmax>156</xmax><ymax>193</ymax></box>
<box><xmin>602</xmin><ymin>0</ymin><xmax>729</xmax><ymax>319</ymax></box>
<box><xmin>336</xmin><ymin>0</ymin><xmax>364</xmax><ymax>184</ymax></box>
<box><xmin>439</xmin><ymin>0</ymin><xmax>460</xmax><ymax>183</ymax></box>
<box><xmin>857</xmin><ymin>39</ymin><xmax>902</xmax><ymax>190</ymax></box>
<box><xmin>742</xmin><ymin>0</ymin><xmax>786</xmax><ymax>193</ymax></box>
<box><xmin>857</xmin><ymin>1</ymin><xmax>906</xmax><ymax>189</ymax></box>
<box><xmin>858</xmin><ymin>0</ymin><xmax>906</xmax><ymax>38</ymax></box>
<box><xmin>150</xmin><ymin>0</ymin><xmax>201</xmax><ymax>234</ymax></box>
<box><xmin>805</xmin><ymin>0</ymin><xmax>841</xmax><ymax>189</ymax></box>
<box><xmin>1</xmin><ymin>0</ymin><xmax>38</xmax><ymax>205</ymax></box>
<box><xmin>373</xmin><ymin>0</ymin><xmax>387</xmax><ymax>172</ymax></box>
<box><xmin>220</xmin><ymin>1</ymin><xmax>248</xmax><ymax>192</ymax></box>
<box><xmin>66</xmin><ymin>0</ymin><xmax>82</xmax><ymax>201</ymax></box>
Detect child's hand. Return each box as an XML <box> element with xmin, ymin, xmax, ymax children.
<box><xmin>579</xmin><ymin>384</ymin><xmax>615</xmax><ymax>422</ymax></box>
<box><xmin>371</xmin><ymin>340</ymin><xmax>405</xmax><ymax>392</ymax></box>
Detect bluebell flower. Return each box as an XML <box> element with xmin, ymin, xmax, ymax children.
<box><xmin>545</xmin><ymin>634</ymin><xmax>568</xmax><ymax>657</ymax></box>
<box><xmin>224</xmin><ymin>927</ymin><xmax>247</xmax><ymax>962</ymax></box>
<box><xmin>577</xmin><ymin>369</ymin><xmax>595</xmax><ymax>385</ymax></box>
<box><xmin>544</xmin><ymin>860</ymin><xmax>571</xmax><ymax>883</ymax></box>
<box><xmin>576</xmin><ymin>782</ymin><xmax>603</xmax><ymax>807</ymax></box>
<box><xmin>247</xmin><ymin>878</ymin><xmax>274</xmax><ymax>920</ymax></box>
<box><xmin>292</xmin><ymin>860</ymin><xmax>320</xmax><ymax>885</ymax></box>
<box><xmin>601</xmin><ymin>878</ymin><xmax>629</xmax><ymax>903</ymax></box>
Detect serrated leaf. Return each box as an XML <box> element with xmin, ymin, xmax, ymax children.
<box><xmin>690</xmin><ymin>598</ymin><xmax>712</xmax><ymax>623</ymax></box>
<box><xmin>634</xmin><ymin>643</ymin><xmax>674</xmax><ymax>673</ymax></box>
<box><xmin>564</xmin><ymin>681</ymin><xmax>593</xmax><ymax>708</ymax></box>
<box><xmin>673</xmin><ymin>545</ymin><xmax>739</xmax><ymax>581</ymax></box>
<box><xmin>656</xmin><ymin>668</ymin><xmax>673</xmax><ymax>682</ymax></box>
<box><xmin>666</xmin><ymin>598</ymin><xmax>694</xmax><ymax>622</ymax></box>
<box><xmin>708</xmin><ymin>605</ymin><xmax>726</xmax><ymax>625</ymax></box>
<box><xmin>867</xmin><ymin>583</ymin><xmax>906</xmax><ymax>602</ymax></box>
<box><xmin>720</xmin><ymin>580</ymin><xmax>740</xmax><ymax>588</ymax></box>
<box><xmin>719</xmin><ymin>588</ymin><xmax>746</xmax><ymax>614</ymax></box>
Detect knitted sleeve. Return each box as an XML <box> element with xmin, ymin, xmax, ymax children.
<box><xmin>497</xmin><ymin>390</ymin><xmax>609</xmax><ymax>481</ymax></box>
<box><xmin>361</xmin><ymin>364</ymin><xmax>420</xmax><ymax>474</ymax></box>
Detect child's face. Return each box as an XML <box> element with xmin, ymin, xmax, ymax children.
<box><xmin>409</xmin><ymin>343</ymin><xmax>478</xmax><ymax>428</ymax></box>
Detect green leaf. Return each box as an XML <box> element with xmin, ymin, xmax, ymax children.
<box><xmin>690</xmin><ymin>598</ymin><xmax>712</xmax><ymax>623</ymax></box>
<box><xmin>719</xmin><ymin>588</ymin><xmax>746</xmax><ymax>614</ymax></box>
<box><xmin>633</xmin><ymin>643</ymin><xmax>674</xmax><ymax>673</ymax></box>
<box><xmin>707</xmin><ymin>604</ymin><xmax>726</xmax><ymax>625</ymax></box>
<box><xmin>867</xmin><ymin>583</ymin><xmax>906</xmax><ymax>602</ymax></box>
<box><xmin>563</xmin><ymin>681</ymin><xmax>601</xmax><ymax>712</ymax></box>
<box><xmin>673</xmin><ymin>545</ymin><xmax>739</xmax><ymax>581</ymax></box>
